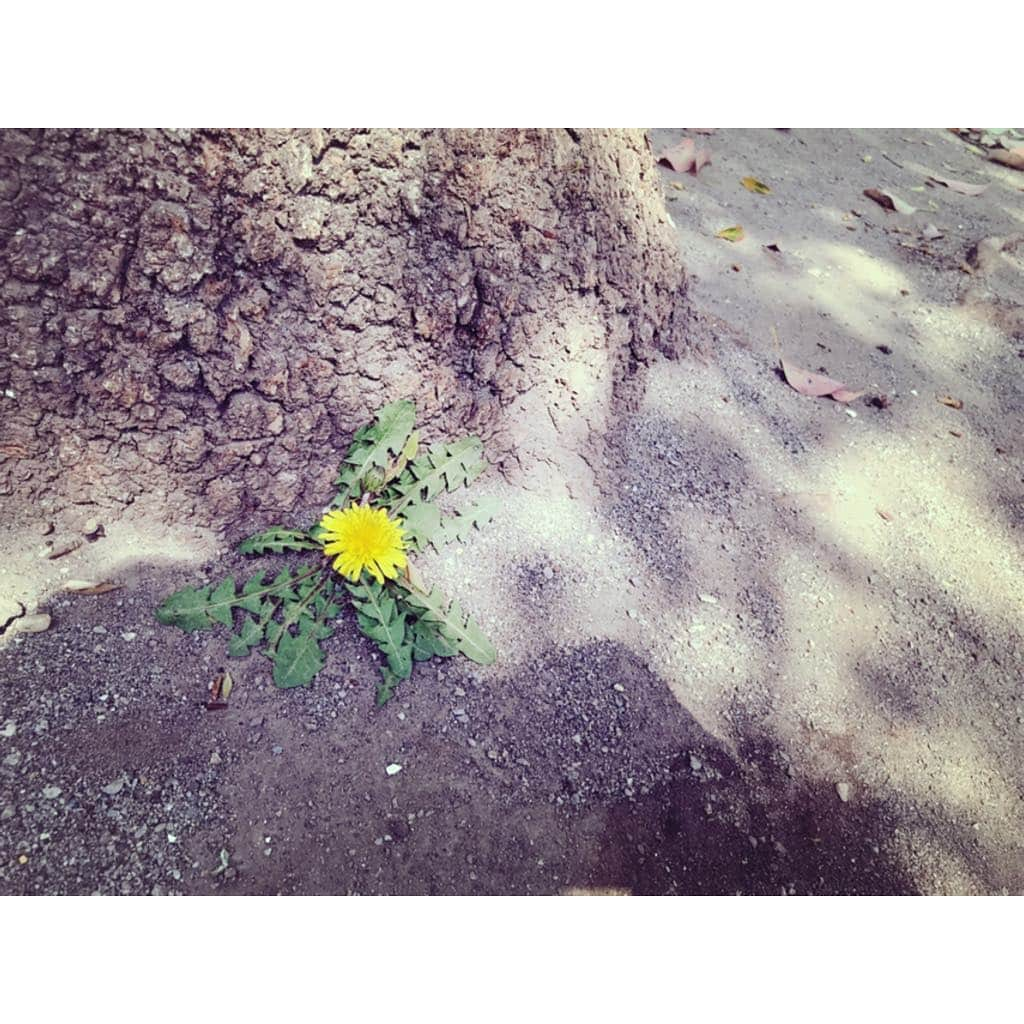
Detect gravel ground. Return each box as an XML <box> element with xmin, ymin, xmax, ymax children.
<box><xmin>2</xmin><ymin>128</ymin><xmax>1023</xmax><ymax>894</ymax></box>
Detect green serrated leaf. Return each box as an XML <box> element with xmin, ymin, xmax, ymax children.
<box><xmin>434</xmin><ymin>495</ymin><xmax>501</xmax><ymax>549</ymax></box>
<box><xmin>348</xmin><ymin>579</ymin><xmax>412</xmax><ymax>679</ymax></box>
<box><xmin>238</xmin><ymin>526</ymin><xmax>320</xmax><ymax>555</ymax></box>
<box><xmin>411</xmin><ymin>616</ymin><xmax>458</xmax><ymax>660</ymax></box>
<box><xmin>334</xmin><ymin>400</ymin><xmax>417</xmax><ymax>502</ymax></box>
<box><xmin>207</xmin><ymin>577</ymin><xmax>237</xmax><ymax>627</ymax></box>
<box><xmin>240</xmin><ymin>573</ymin><xmax>268</xmax><ymax>614</ymax></box>
<box><xmin>392</xmin><ymin>437</ymin><xmax>486</xmax><ymax>511</ymax></box>
<box><xmin>228</xmin><ymin>615</ymin><xmax>263</xmax><ymax>658</ymax></box>
<box><xmin>398</xmin><ymin>582</ymin><xmax>496</xmax><ymax>665</ymax></box>
<box><xmin>155</xmin><ymin>585</ymin><xmax>217</xmax><ymax>631</ymax></box>
<box><xmin>273</xmin><ymin>619</ymin><xmax>331</xmax><ymax>688</ymax></box>
<box><xmin>400</xmin><ymin>502</ymin><xmax>442</xmax><ymax>551</ymax></box>
<box><xmin>376</xmin><ymin>667</ymin><xmax>401</xmax><ymax>706</ymax></box>
<box><xmin>157</xmin><ymin>566</ymin><xmax>323</xmax><ymax>636</ymax></box>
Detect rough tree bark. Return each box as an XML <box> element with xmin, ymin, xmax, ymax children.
<box><xmin>0</xmin><ymin>129</ymin><xmax>686</xmax><ymax>527</ymax></box>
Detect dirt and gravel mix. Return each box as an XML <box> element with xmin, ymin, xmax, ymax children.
<box><xmin>2</xmin><ymin>128</ymin><xmax>1023</xmax><ymax>894</ymax></box>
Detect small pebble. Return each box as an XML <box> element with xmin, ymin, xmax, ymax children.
<box><xmin>836</xmin><ymin>782</ymin><xmax>852</xmax><ymax>803</ymax></box>
<box><xmin>42</xmin><ymin>786</ymin><xmax>62</xmax><ymax>800</ymax></box>
<box><xmin>15</xmin><ymin>614</ymin><xmax>50</xmax><ymax>635</ymax></box>
<box><xmin>385</xmin><ymin>763</ymin><xmax>402</xmax><ymax>776</ymax></box>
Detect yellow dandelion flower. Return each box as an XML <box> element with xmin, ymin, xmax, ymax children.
<box><xmin>318</xmin><ymin>505</ymin><xmax>408</xmax><ymax>584</ymax></box>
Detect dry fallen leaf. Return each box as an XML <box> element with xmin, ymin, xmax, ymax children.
<box><xmin>658</xmin><ymin>138</ymin><xmax>712</xmax><ymax>175</ymax></box>
<box><xmin>780</xmin><ymin>358</ymin><xmax>865</xmax><ymax>403</ymax></box>
<box><xmin>716</xmin><ymin>225</ymin><xmax>745</xmax><ymax>242</ymax></box>
<box><xmin>205</xmin><ymin>669</ymin><xmax>235</xmax><ymax>710</ymax></box>
<box><xmin>937</xmin><ymin>395</ymin><xmax>964</xmax><ymax>410</ymax></box>
<box><xmin>863</xmin><ymin>188</ymin><xmax>916</xmax><ymax>215</ymax></box>
<box><xmin>990</xmin><ymin>147</ymin><xmax>1024</xmax><ymax>171</ymax></box>
<box><xmin>926</xmin><ymin>174</ymin><xmax>988</xmax><ymax>196</ymax></box>
<box><xmin>64</xmin><ymin>580</ymin><xmax>121</xmax><ymax>595</ymax></box>
<box><xmin>876</xmin><ymin>508</ymin><xmax>894</xmax><ymax>522</ymax></box>
<box><xmin>741</xmin><ymin>176</ymin><xmax>772</xmax><ymax>194</ymax></box>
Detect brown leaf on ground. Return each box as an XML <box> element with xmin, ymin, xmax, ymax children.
<box><xmin>937</xmin><ymin>395</ymin><xmax>964</xmax><ymax>409</ymax></box>
<box><xmin>658</xmin><ymin>138</ymin><xmax>712</xmax><ymax>175</ymax></box>
<box><xmin>990</xmin><ymin>147</ymin><xmax>1024</xmax><ymax>171</ymax></box>
<box><xmin>716</xmin><ymin>226</ymin><xmax>745</xmax><ymax>242</ymax></box>
<box><xmin>206</xmin><ymin>670</ymin><xmax>235</xmax><ymax>711</ymax></box>
<box><xmin>864</xmin><ymin>188</ymin><xmax>916</xmax><ymax>214</ymax></box>
<box><xmin>64</xmin><ymin>580</ymin><xmax>121</xmax><ymax>595</ymax></box>
<box><xmin>780</xmin><ymin>358</ymin><xmax>865</xmax><ymax>403</ymax></box>
<box><xmin>741</xmin><ymin>177</ymin><xmax>772</xmax><ymax>194</ymax></box>
<box><xmin>926</xmin><ymin>174</ymin><xmax>988</xmax><ymax>196</ymax></box>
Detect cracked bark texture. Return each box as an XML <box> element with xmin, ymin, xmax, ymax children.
<box><xmin>1</xmin><ymin>129</ymin><xmax>687</xmax><ymax>527</ymax></box>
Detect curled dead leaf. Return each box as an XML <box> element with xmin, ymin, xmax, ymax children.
<box><xmin>658</xmin><ymin>138</ymin><xmax>712</xmax><ymax>175</ymax></box>
<box><xmin>926</xmin><ymin>174</ymin><xmax>988</xmax><ymax>196</ymax></box>
<box><xmin>206</xmin><ymin>669</ymin><xmax>235</xmax><ymax>710</ymax></box>
<box><xmin>780</xmin><ymin>358</ymin><xmax>864</xmax><ymax>403</ymax></box>
<box><xmin>716</xmin><ymin>226</ymin><xmax>745</xmax><ymax>242</ymax></box>
<box><xmin>65</xmin><ymin>580</ymin><xmax>121</xmax><ymax>595</ymax></box>
<box><xmin>990</xmin><ymin>147</ymin><xmax>1024</xmax><ymax>171</ymax></box>
<box><xmin>864</xmin><ymin>188</ymin><xmax>916</xmax><ymax>215</ymax></box>
<box><xmin>937</xmin><ymin>395</ymin><xmax>964</xmax><ymax>410</ymax></box>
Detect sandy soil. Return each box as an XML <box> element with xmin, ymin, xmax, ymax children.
<box><xmin>2</xmin><ymin>128</ymin><xmax>1022</xmax><ymax>895</ymax></box>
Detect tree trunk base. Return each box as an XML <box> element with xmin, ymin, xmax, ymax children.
<box><xmin>1</xmin><ymin>129</ymin><xmax>687</xmax><ymax>527</ymax></box>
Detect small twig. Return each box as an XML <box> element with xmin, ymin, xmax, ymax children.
<box><xmin>881</xmin><ymin>152</ymin><xmax>903</xmax><ymax>170</ymax></box>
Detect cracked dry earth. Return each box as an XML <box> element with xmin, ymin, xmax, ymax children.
<box><xmin>2</xmin><ymin>128</ymin><xmax>1024</xmax><ymax>895</ymax></box>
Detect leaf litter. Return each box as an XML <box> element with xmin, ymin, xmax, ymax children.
<box><xmin>863</xmin><ymin>188</ymin><xmax>916</xmax><ymax>215</ymax></box>
<box><xmin>658</xmin><ymin>138</ymin><xmax>712</xmax><ymax>175</ymax></box>
<box><xmin>780</xmin><ymin>358</ymin><xmax>865</xmax><ymax>404</ymax></box>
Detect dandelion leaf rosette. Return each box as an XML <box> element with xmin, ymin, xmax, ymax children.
<box><xmin>155</xmin><ymin>400</ymin><xmax>498</xmax><ymax>704</ymax></box>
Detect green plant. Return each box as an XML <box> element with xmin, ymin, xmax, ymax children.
<box><xmin>155</xmin><ymin>400</ymin><xmax>497</xmax><ymax>703</ymax></box>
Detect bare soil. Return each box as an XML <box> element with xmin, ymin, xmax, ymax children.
<box><xmin>2</xmin><ymin>128</ymin><xmax>1023</xmax><ymax>894</ymax></box>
